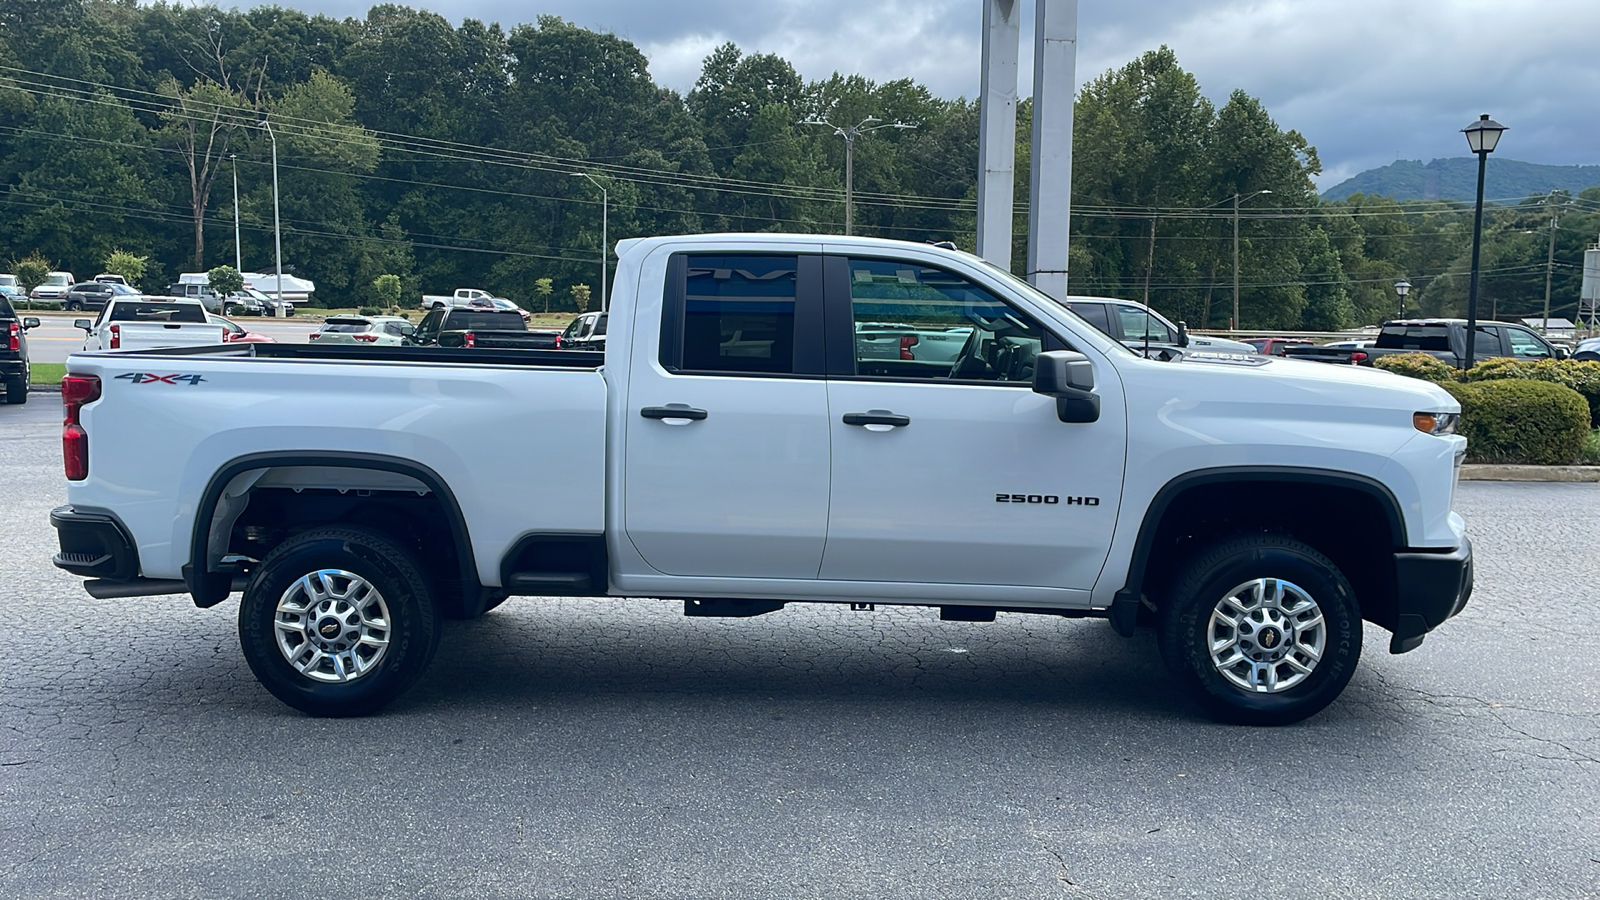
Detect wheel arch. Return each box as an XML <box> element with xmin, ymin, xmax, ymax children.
<box><xmin>1109</xmin><ymin>466</ymin><xmax>1406</xmax><ymax>636</ymax></box>
<box><xmin>185</xmin><ymin>451</ymin><xmax>479</xmax><ymax>609</ymax></box>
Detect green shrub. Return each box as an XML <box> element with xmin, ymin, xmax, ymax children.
<box><xmin>1462</xmin><ymin>358</ymin><xmax>1600</xmax><ymax>427</ymax></box>
<box><xmin>358</xmin><ymin>306</ymin><xmax>381</xmax><ymax>316</ymax></box>
<box><xmin>1373</xmin><ymin>352</ymin><xmax>1457</xmax><ymax>383</ymax></box>
<box><xmin>1441</xmin><ymin>380</ymin><xmax>1589</xmax><ymax>465</ymax></box>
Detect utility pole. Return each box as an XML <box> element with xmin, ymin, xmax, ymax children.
<box><xmin>1232</xmin><ymin>190</ymin><xmax>1272</xmax><ymax>330</ymax></box>
<box><xmin>572</xmin><ymin>172</ymin><xmax>608</xmax><ymax>312</ymax></box>
<box><xmin>804</xmin><ymin>116</ymin><xmax>915</xmax><ymax>235</ymax></box>
<box><xmin>231</xmin><ymin>154</ymin><xmax>242</xmax><ymax>274</ymax></box>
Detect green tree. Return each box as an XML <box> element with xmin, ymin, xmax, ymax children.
<box><xmin>102</xmin><ymin>248</ymin><xmax>148</xmax><ymax>284</ymax></box>
<box><xmin>12</xmin><ymin>251</ymin><xmax>52</xmax><ymax>295</ymax></box>
<box><xmin>372</xmin><ymin>273</ymin><xmax>401</xmax><ymax>309</ymax></box>
<box><xmin>570</xmin><ymin>282</ymin><xmax>590</xmax><ymax>313</ymax></box>
<box><xmin>533</xmin><ymin>277</ymin><xmax>553</xmax><ymax>313</ymax></box>
<box><xmin>207</xmin><ymin>264</ymin><xmax>244</xmax><ymax>300</ymax></box>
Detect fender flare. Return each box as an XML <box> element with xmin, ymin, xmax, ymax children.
<box><xmin>184</xmin><ymin>451</ymin><xmax>479</xmax><ymax>608</ymax></box>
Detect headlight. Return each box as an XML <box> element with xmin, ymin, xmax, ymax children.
<box><xmin>1413</xmin><ymin>411</ymin><xmax>1458</xmax><ymax>435</ymax></box>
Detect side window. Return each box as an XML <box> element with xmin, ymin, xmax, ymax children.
<box><xmin>1506</xmin><ymin>327</ymin><xmax>1550</xmax><ymax>358</ymax></box>
<box><xmin>1069</xmin><ymin>302</ymin><xmax>1112</xmax><ymax>336</ymax></box>
<box><xmin>417</xmin><ymin>309</ymin><xmax>443</xmax><ymax>340</ymax></box>
<box><xmin>593</xmin><ymin>314</ymin><xmax>608</xmax><ymax>336</ymax></box>
<box><xmin>1115</xmin><ymin>304</ymin><xmax>1175</xmax><ymax>343</ymax></box>
<box><xmin>1474</xmin><ymin>325</ymin><xmax>1501</xmax><ymax>357</ymax></box>
<box><xmin>676</xmin><ymin>254</ymin><xmax>798</xmax><ymax>374</ymax></box>
<box><xmin>846</xmin><ymin>258</ymin><xmax>1045</xmax><ymax>384</ymax></box>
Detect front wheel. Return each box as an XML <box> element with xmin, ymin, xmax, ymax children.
<box><xmin>238</xmin><ymin>526</ymin><xmax>440</xmax><ymax>717</ymax></box>
<box><xmin>1158</xmin><ymin>535</ymin><xmax>1361</xmax><ymax>726</ymax></box>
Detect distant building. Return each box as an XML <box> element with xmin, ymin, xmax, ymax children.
<box><xmin>1521</xmin><ymin>317</ymin><xmax>1576</xmax><ymax>337</ymax></box>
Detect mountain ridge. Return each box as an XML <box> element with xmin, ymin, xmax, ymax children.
<box><xmin>1321</xmin><ymin>158</ymin><xmax>1600</xmax><ymax>203</ymax></box>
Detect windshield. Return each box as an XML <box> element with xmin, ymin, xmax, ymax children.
<box><xmin>978</xmin><ymin>261</ymin><xmax>1136</xmax><ymax>356</ymax></box>
<box><xmin>44</xmin><ymin>274</ymin><xmax>70</xmax><ymax>287</ymax></box>
<box><xmin>108</xmin><ymin>283</ymin><xmax>139</xmax><ymax>295</ymax></box>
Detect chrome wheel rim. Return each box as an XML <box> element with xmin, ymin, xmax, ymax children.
<box><xmin>1207</xmin><ymin>578</ymin><xmax>1326</xmax><ymax>694</ymax></box>
<box><xmin>273</xmin><ymin>569</ymin><xmax>391</xmax><ymax>683</ymax></box>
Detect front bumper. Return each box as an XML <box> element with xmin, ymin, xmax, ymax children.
<box><xmin>1389</xmin><ymin>538</ymin><xmax>1473</xmax><ymax>653</ymax></box>
<box><xmin>50</xmin><ymin>505</ymin><xmax>140</xmax><ymax>580</ymax></box>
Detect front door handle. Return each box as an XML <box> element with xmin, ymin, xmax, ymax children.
<box><xmin>641</xmin><ymin>404</ymin><xmax>708</xmax><ymax>424</ymax></box>
<box><xmin>843</xmin><ymin>410</ymin><xmax>910</xmax><ymax>431</ymax></box>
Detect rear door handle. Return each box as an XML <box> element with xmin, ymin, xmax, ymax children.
<box><xmin>843</xmin><ymin>411</ymin><xmax>910</xmax><ymax>430</ymax></box>
<box><xmin>641</xmin><ymin>405</ymin><xmax>708</xmax><ymax>423</ymax></box>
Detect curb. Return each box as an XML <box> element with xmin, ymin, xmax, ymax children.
<box><xmin>28</xmin><ymin>383</ymin><xmax>61</xmax><ymax>393</ymax></box>
<box><xmin>1460</xmin><ymin>465</ymin><xmax>1600</xmax><ymax>483</ymax></box>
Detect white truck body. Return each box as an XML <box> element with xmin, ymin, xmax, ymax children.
<box><xmin>423</xmin><ymin>288</ymin><xmax>500</xmax><ymax>309</ymax></box>
<box><xmin>75</xmin><ymin>298</ymin><xmax>226</xmax><ymax>352</ymax></box>
<box><xmin>52</xmin><ymin>233</ymin><xmax>1472</xmax><ymax>723</ymax></box>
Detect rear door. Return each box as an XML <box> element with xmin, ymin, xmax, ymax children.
<box><xmin>622</xmin><ymin>252</ymin><xmax>832</xmax><ymax>579</ymax></box>
<box><xmin>818</xmin><ymin>254</ymin><xmax>1125</xmax><ymax>591</ymax></box>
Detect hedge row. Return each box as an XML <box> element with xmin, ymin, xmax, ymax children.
<box><xmin>1373</xmin><ymin>354</ymin><xmax>1594</xmax><ymax>464</ymax></box>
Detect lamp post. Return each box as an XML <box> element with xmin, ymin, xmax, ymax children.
<box><xmin>571</xmin><ymin>172</ymin><xmax>608</xmax><ymax>312</ymax></box>
<box><xmin>1461</xmin><ymin>113</ymin><xmax>1507</xmax><ymax>368</ymax></box>
<box><xmin>804</xmin><ymin>115</ymin><xmax>916</xmax><ymax>235</ymax></box>
<box><xmin>1232</xmin><ymin>189</ymin><xmax>1272</xmax><ymax>329</ymax></box>
<box><xmin>1394</xmin><ymin>279</ymin><xmax>1411</xmax><ymax>319</ymax></box>
<box><xmin>258</xmin><ymin>119</ymin><xmax>284</xmax><ymax>312</ymax></box>
<box><xmin>230</xmin><ymin>154</ymin><xmax>242</xmax><ymax>274</ymax></box>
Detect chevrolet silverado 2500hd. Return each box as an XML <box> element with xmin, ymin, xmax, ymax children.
<box><xmin>50</xmin><ymin>234</ymin><xmax>1473</xmax><ymax>724</ymax></box>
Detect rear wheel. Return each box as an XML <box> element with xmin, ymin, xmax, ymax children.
<box><xmin>238</xmin><ymin>526</ymin><xmax>439</xmax><ymax>717</ymax></box>
<box><xmin>3</xmin><ymin>377</ymin><xmax>26</xmax><ymax>404</ymax></box>
<box><xmin>1158</xmin><ymin>535</ymin><xmax>1361</xmax><ymax>726</ymax></box>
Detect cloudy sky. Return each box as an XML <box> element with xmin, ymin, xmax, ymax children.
<box><xmin>287</xmin><ymin>0</ymin><xmax>1599</xmax><ymax>190</ymax></box>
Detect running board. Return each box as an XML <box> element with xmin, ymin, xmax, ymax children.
<box><xmin>506</xmin><ymin>571</ymin><xmax>593</xmax><ymax>593</ymax></box>
<box><xmin>84</xmin><ymin>578</ymin><xmax>189</xmax><ymax>599</ymax></box>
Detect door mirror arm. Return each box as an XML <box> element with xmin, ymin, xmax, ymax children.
<box><xmin>1176</xmin><ymin>320</ymin><xmax>1190</xmax><ymax>347</ymax></box>
<box><xmin>1033</xmin><ymin>350</ymin><xmax>1101</xmax><ymax>423</ymax></box>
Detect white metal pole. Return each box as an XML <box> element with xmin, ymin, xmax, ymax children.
<box><xmin>600</xmin><ymin>183</ymin><xmax>608</xmax><ymax>312</ymax></box>
<box><xmin>1232</xmin><ymin>193</ymin><xmax>1241</xmax><ymax>329</ymax></box>
<box><xmin>266</xmin><ymin>122</ymin><xmax>283</xmax><ymax>311</ymax></box>
<box><xmin>231</xmin><ymin>154</ymin><xmax>242</xmax><ymax>274</ymax></box>
<box><xmin>844</xmin><ymin>134</ymin><xmax>854</xmax><ymax>236</ymax></box>
<box><xmin>976</xmin><ymin>0</ymin><xmax>1020</xmax><ymax>268</ymax></box>
<box><xmin>1026</xmin><ymin>0</ymin><xmax>1078</xmax><ymax>301</ymax></box>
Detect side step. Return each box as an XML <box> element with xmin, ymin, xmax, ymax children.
<box><xmin>683</xmin><ymin>598</ymin><xmax>786</xmax><ymax>618</ymax></box>
<box><xmin>506</xmin><ymin>571</ymin><xmax>593</xmax><ymax>593</ymax></box>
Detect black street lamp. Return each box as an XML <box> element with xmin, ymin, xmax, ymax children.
<box><xmin>1394</xmin><ymin>279</ymin><xmax>1411</xmax><ymax>319</ymax></box>
<box><xmin>1461</xmin><ymin>113</ymin><xmax>1507</xmax><ymax>368</ymax></box>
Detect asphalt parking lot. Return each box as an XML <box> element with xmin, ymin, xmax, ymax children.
<box><xmin>23</xmin><ymin>312</ymin><xmax>319</xmax><ymax>363</ymax></box>
<box><xmin>2</xmin><ymin>398</ymin><xmax>1598</xmax><ymax>899</ymax></box>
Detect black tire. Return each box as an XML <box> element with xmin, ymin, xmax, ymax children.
<box><xmin>3</xmin><ymin>377</ymin><xmax>26</xmax><ymax>404</ymax></box>
<box><xmin>1158</xmin><ymin>535</ymin><xmax>1361</xmax><ymax>726</ymax></box>
<box><xmin>238</xmin><ymin>526</ymin><xmax>440</xmax><ymax>717</ymax></box>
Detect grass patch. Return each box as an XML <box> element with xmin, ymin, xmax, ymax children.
<box><xmin>30</xmin><ymin>362</ymin><xmax>65</xmax><ymax>385</ymax></box>
<box><xmin>1583</xmin><ymin>429</ymin><xmax>1600</xmax><ymax>465</ymax></box>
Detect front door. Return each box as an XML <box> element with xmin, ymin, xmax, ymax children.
<box><xmin>622</xmin><ymin>253</ymin><xmax>833</xmax><ymax>579</ymax></box>
<box><xmin>819</xmin><ymin>255</ymin><xmax>1125</xmax><ymax>590</ymax></box>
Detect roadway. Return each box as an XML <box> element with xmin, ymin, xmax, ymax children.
<box><xmin>1</xmin><ymin>397</ymin><xmax>1597</xmax><ymax>898</ymax></box>
<box><xmin>23</xmin><ymin>311</ymin><xmax>320</xmax><ymax>363</ymax></box>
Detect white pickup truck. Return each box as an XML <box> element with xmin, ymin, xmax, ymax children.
<box><xmin>50</xmin><ymin>234</ymin><xmax>1472</xmax><ymax>725</ymax></box>
<box><xmin>422</xmin><ymin>287</ymin><xmax>502</xmax><ymax>310</ymax></box>
<box><xmin>75</xmin><ymin>298</ymin><xmax>226</xmax><ymax>352</ymax></box>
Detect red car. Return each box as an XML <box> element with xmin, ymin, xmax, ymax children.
<box><xmin>209</xmin><ymin>314</ymin><xmax>277</xmax><ymax>344</ymax></box>
<box><xmin>1244</xmin><ymin>337</ymin><xmax>1314</xmax><ymax>357</ymax></box>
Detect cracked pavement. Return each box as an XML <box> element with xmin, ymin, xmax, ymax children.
<box><xmin>2</xmin><ymin>400</ymin><xmax>1598</xmax><ymax>898</ymax></box>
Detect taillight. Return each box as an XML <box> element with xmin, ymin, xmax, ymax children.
<box><xmin>309</xmin><ymin>332</ymin><xmax>321</xmax><ymax>340</ymax></box>
<box><xmin>62</xmin><ymin>374</ymin><xmax>101</xmax><ymax>481</ymax></box>
<box><xmin>554</xmin><ymin>336</ymin><xmax>563</xmax><ymax>349</ymax></box>
<box><xmin>353</xmin><ymin>333</ymin><xmax>379</xmax><ymax>342</ymax></box>
<box><xmin>109</xmin><ymin>324</ymin><xmax>120</xmax><ymax>350</ymax></box>
<box><xmin>899</xmin><ymin>334</ymin><xmax>919</xmax><ymax>360</ymax></box>
<box><xmin>1351</xmin><ymin>351</ymin><xmax>1368</xmax><ymax>363</ymax></box>
<box><xmin>463</xmin><ymin>332</ymin><xmax>476</xmax><ymax>349</ymax></box>
<box><xmin>7</xmin><ymin>322</ymin><xmax>16</xmax><ymax>352</ymax></box>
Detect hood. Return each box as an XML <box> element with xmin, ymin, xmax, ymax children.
<box><xmin>1124</xmin><ymin>350</ymin><xmax>1459</xmax><ymax>417</ymax></box>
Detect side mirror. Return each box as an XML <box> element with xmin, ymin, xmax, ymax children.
<box><xmin>1176</xmin><ymin>320</ymin><xmax>1190</xmax><ymax>347</ymax></box>
<box><xmin>1033</xmin><ymin>350</ymin><xmax>1100</xmax><ymax>423</ymax></box>
<box><xmin>22</xmin><ymin>317</ymin><xmax>40</xmax><ymax>330</ymax></box>
<box><xmin>74</xmin><ymin>318</ymin><xmax>92</xmax><ymax>331</ymax></box>
<box><xmin>1555</xmin><ymin>346</ymin><xmax>1570</xmax><ymax>360</ymax></box>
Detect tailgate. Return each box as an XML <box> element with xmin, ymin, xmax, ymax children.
<box><xmin>114</xmin><ymin>322</ymin><xmax>227</xmax><ymax>351</ymax></box>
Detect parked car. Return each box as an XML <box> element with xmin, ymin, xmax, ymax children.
<box><xmin>65</xmin><ymin>281</ymin><xmax>140</xmax><ymax>313</ymax></box>
<box><xmin>208</xmin><ymin>314</ymin><xmax>277</xmax><ymax>344</ymax></box>
<box><xmin>411</xmin><ymin>307</ymin><xmax>556</xmax><ymax>349</ymax></box>
<box><xmin>31</xmin><ymin>271</ymin><xmax>76</xmax><ymax>301</ymax></box>
<box><xmin>311</xmin><ymin>316</ymin><xmax>415</xmax><ymax>345</ymax></box>
<box><xmin>422</xmin><ymin>288</ymin><xmax>503</xmax><ymax>310</ymax></box>
<box><xmin>0</xmin><ymin>274</ymin><xmax>20</xmax><ymax>294</ymax></box>
<box><xmin>1243</xmin><ymin>337</ymin><xmax>1315</xmax><ymax>357</ymax></box>
<box><xmin>0</xmin><ymin>292</ymin><xmax>40</xmax><ymax>404</ymax></box>
<box><xmin>0</xmin><ymin>284</ymin><xmax>23</xmax><ymax>304</ymax></box>
<box><xmin>557</xmin><ymin>311</ymin><xmax>608</xmax><ymax>350</ymax></box>
<box><xmin>223</xmin><ymin>288</ymin><xmax>291</xmax><ymax>317</ymax></box>
<box><xmin>52</xmin><ymin>233</ymin><xmax>1472</xmax><ymax>726</ymax></box>
<box><xmin>1062</xmin><ymin>296</ymin><xmax>1258</xmax><ymax>356</ymax></box>
<box><xmin>1284</xmin><ymin>319</ymin><xmax>1565</xmax><ymax>366</ymax></box>
<box><xmin>75</xmin><ymin>298</ymin><xmax>225</xmax><ymax>352</ymax></box>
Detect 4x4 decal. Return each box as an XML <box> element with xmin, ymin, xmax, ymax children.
<box><xmin>115</xmin><ymin>373</ymin><xmax>206</xmax><ymax>385</ymax></box>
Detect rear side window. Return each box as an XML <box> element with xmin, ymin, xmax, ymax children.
<box><xmin>0</xmin><ymin>297</ymin><xmax>13</xmax><ymax>318</ymax></box>
<box><xmin>445</xmin><ymin>311</ymin><xmax>526</xmax><ymax>331</ymax></box>
<box><xmin>1378</xmin><ymin>325</ymin><xmax>1451</xmax><ymax>351</ymax></box>
<box><xmin>1068</xmin><ymin>302</ymin><xmax>1111</xmax><ymax>335</ymax></box>
<box><xmin>675</xmin><ymin>255</ymin><xmax>798</xmax><ymax>374</ymax></box>
<box><xmin>107</xmin><ymin>302</ymin><xmax>206</xmax><ymax>323</ymax></box>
